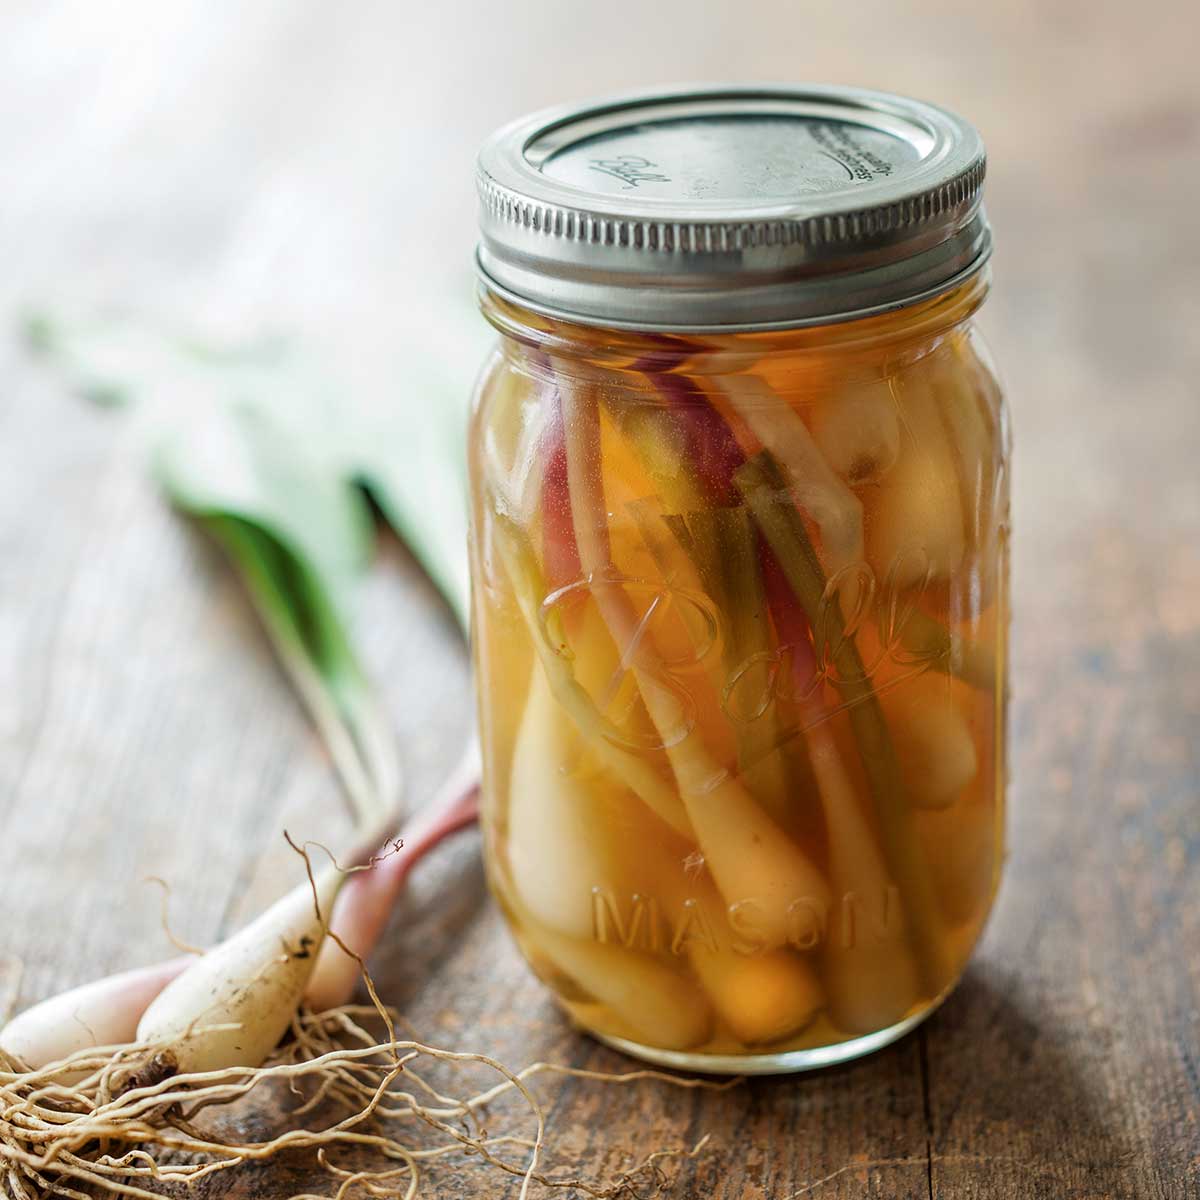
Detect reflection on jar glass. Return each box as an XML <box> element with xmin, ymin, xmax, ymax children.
<box><xmin>468</xmin><ymin>86</ymin><xmax>1010</xmax><ymax>1073</ymax></box>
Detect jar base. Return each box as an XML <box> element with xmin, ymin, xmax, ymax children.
<box><xmin>593</xmin><ymin>1003</ymin><xmax>939</xmax><ymax>1076</ymax></box>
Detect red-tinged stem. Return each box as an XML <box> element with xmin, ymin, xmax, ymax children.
<box><xmin>632</xmin><ymin>354</ymin><xmax>747</xmax><ymax>506</ymax></box>
<box><xmin>308</xmin><ymin>746</ymin><xmax>482</xmax><ymax>1010</ymax></box>
<box><xmin>737</xmin><ymin>451</ymin><xmax>951</xmax><ymax>991</ymax></box>
<box><xmin>760</xmin><ymin>543</ymin><xmax>822</xmax><ymax>702</ymax></box>
<box><xmin>628</xmin><ymin>337</ymin><xmax>696</xmax><ymax>376</ymax></box>
<box><xmin>540</xmin><ymin>388</ymin><xmax>582</xmax><ymax>591</ymax></box>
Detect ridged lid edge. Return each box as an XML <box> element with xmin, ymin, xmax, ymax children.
<box><xmin>476</xmin><ymin>155</ymin><xmax>985</xmax><ymax>254</ymax></box>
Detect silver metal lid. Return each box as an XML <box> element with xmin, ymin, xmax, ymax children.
<box><xmin>475</xmin><ymin>84</ymin><xmax>990</xmax><ymax>331</ymax></box>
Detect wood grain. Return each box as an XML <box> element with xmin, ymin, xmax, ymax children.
<box><xmin>1</xmin><ymin>0</ymin><xmax>1197</xmax><ymax>1196</ymax></box>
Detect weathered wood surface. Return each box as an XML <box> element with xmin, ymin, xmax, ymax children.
<box><xmin>1</xmin><ymin>1</ymin><xmax>1197</xmax><ymax>1196</ymax></box>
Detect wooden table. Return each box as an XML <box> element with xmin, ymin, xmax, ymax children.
<box><xmin>2</xmin><ymin>2</ymin><xmax>1197</xmax><ymax>1196</ymax></box>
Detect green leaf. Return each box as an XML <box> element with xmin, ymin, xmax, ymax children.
<box><xmin>199</xmin><ymin>513</ymin><xmax>399</xmax><ymax>829</ymax></box>
<box><xmin>154</xmin><ymin>397</ymin><xmax>374</xmax><ymax>596</ymax></box>
<box><xmin>25</xmin><ymin>306</ymin><xmax>481</xmax><ymax>627</ymax></box>
<box><xmin>348</xmin><ymin>354</ymin><xmax>473</xmax><ymax>630</ymax></box>
<box><xmin>24</xmin><ymin>303</ymin><xmax>486</xmax><ymax>830</ymax></box>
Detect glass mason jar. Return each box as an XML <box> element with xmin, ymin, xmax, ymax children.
<box><xmin>468</xmin><ymin>86</ymin><xmax>1009</xmax><ymax>1073</ymax></box>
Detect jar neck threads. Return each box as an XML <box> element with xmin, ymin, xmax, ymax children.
<box><xmin>479</xmin><ymin>272</ymin><xmax>989</xmax><ymax>383</ymax></box>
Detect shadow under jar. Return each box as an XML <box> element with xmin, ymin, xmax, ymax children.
<box><xmin>468</xmin><ymin>85</ymin><xmax>1010</xmax><ymax>1074</ymax></box>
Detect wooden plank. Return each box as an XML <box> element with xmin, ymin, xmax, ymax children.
<box><xmin>1</xmin><ymin>0</ymin><xmax>1198</xmax><ymax>1196</ymax></box>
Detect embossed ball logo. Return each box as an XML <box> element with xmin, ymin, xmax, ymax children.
<box><xmin>587</xmin><ymin>154</ymin><xmax>671</xmax><ymax>189</ymax></box>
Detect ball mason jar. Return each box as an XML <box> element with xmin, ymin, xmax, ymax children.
<box><xmin>468</xmin><ymin>86</ymin><xmax>1009</xmax><ymax>1073</ymax></box>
